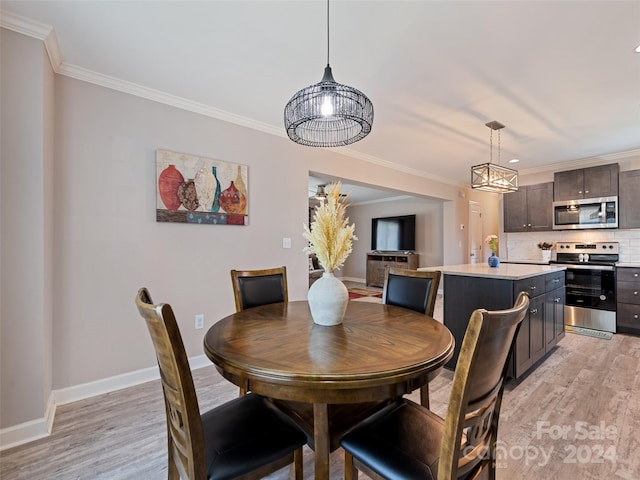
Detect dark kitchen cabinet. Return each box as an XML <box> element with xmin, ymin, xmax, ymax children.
<box><xmin>443</xmin><ymin>270</ymin><xmax>564</xmax><ymax>379</ymax></box>
<box><xmin>553</xmin><ymin>163</ymin><xmax>619</xmax><ymax>201</ymax></box>
<box><xmin>516</xmin><ymin>295</ymin><xmax>545</xmax><ymax>376</ymax></box>
<box><xmin>504</xmin><ymin>182</ymin><xmax>554</xmax><ymax>232</ymax></box>
<box><xmin>617</xmin><ymin>267</ymin><xmax>640</xmax><ymax>335</ymax></box>
<box><xmin>619</xmin><ymin>169</ymin><xmax>640</xmax><ymax>229</ymax></box>
<box><xmin>544</xmin><ymin>273</ymin><xmax>566</xmax><ymax>351</ymax></box>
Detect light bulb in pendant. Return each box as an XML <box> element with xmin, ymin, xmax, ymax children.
<box><xmin>320</xmin><ymin>95</ymin><xmax>334</xmax><ymax>116</ymax></box>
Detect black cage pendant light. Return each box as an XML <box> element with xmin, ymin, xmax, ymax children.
<box><xmin>284</xmin><ymin>0</ymin><xmax>374</xmax><ymax>147</ymax></box>
<box><xmin>471</xmin><ymin>121</ymin><xmax>519</xmax><ymax>193</ymax></box>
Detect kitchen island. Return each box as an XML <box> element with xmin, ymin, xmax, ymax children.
<box><xmin>419</xmin><ymin>263</ymin><xmax>567</xmax><ymax>379</ymax></box>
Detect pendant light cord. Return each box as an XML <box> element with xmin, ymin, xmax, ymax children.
<box><xmin>326</xmin><ymin>0</ymin><xmax>330</xmax><ymax>66</ymax></box>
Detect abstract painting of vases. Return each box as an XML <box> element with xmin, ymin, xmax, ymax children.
<box><xmin>156</xmin><ymin>149</ymin><xmax>248</xmax><ymax>225</ymax></box>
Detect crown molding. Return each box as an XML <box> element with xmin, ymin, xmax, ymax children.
<box><xmin>0</xmin><ymin>9</ymin><xmax>62</xmax><ymax>70</ymax></box>
<box><xmin>333</xmin><ymin>147</ymin><xmax>465</xmax><ymax>189</ymax></box>
<box><xmin>57</xmin><ymin>63</ymin><xmax>285</xmax><ymax>138</ymax></box>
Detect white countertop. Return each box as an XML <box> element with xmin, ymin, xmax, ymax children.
<box><xmin>500</xmin><ymin>259</ymin><xmax>550</xmax><ymax>265</ymax></box>
<box><xmin>616</xmin><ymin>263</ymin><xmax>640</xmax><ymax>268</ymax></box>
<box><xmin>417</xmin><ymin>263</ymin><xmax>566</xmax><ymax>280</ymax></box>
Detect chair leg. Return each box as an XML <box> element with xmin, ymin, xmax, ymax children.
<box><xmin>344</xmin><ymin>450</ymin><xmax>357</xmax><ymax>480</ymax></box>
<box><xmin>167</xmin><ymin>456</ymin><xmax>180</xmax><ymax>480</ymax></box>
<box><xmin>420</xmin><ymin>384</ymin><xmax>430</xmax><ymax>409</ymax></box>
<box><xmin>290</xmin><ymin>447</ymin><xmax>303</xmax><ymax>480</ymax></box>
<box><xmin>239</xmin><ymin>379</ymin><xmax>249</xmax><ymax>396</ymax></box>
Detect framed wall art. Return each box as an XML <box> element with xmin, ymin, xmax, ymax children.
<box><xmin>156</xmin><ymin>149</ymin><xmax>248</xmax><ymax>225</ymax></box>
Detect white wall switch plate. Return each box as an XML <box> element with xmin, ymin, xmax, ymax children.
<box><xmin>195</xmin><ymin>314</ymin><xmax>204</xmax><ymax>330</ymax></box>
<box><xmin>282</xmin><ymin>237</ymin><xmax>291</xmax><ymax>249</ymax></box>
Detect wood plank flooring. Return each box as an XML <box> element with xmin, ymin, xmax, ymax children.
<box><xmin>2</xmin><ymin>292</ymin><xmax>640</xmax><ymax>479</ymax></box>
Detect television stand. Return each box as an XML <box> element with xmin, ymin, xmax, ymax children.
<box><xmin>366</xmin><ymin>252</ymin><xmax>419</xmax><ymax>287</ymax></box>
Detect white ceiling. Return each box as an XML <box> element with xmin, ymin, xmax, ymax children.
<box><xmin>3</xmin><ymin>0</ymin><xmax>640</xmax><ymax>199</ymax></box>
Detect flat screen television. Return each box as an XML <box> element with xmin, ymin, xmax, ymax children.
<box><xmin>371</xmin><ymin>214</ymin><xmax>416</xmax><ymax>252</ymax></box>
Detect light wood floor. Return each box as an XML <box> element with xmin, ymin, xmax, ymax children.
<box><xmin>2</xmin><ymin>292</ymin><xmax>639</xmax><ymax>479</ymax></box>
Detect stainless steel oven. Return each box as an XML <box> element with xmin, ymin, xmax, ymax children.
<box><xmin>552</xmin><ymin>196</ymin><xmax>618</xmax><ymax>230</ymax></box>
<box><xmin>552</xmin><ymin>242</ymin><xmax>618</xmax><ymax>333</ymax></box>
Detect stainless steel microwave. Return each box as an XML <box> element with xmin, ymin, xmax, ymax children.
<box><xmin>552</xmin><ymin>196</ymin><xmax>618</xmax><ymax>230</ymax></box>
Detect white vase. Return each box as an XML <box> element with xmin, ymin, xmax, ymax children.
<box><xmin>307</xmin><ymin>271</ymin><xmax>349</xmax><ymax>326</ymax></box>
<box><xmin>541</xmin><ymin>250</ymin><xmax>552</xmax><ymax>263</ymax></box>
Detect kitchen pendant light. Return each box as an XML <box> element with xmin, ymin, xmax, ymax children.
<box><xmin>284</xmin><ymin>0</ymin><xmax>374</xmax><ymax>147</ymax></box>
<box><xmin>471</xmin><ymin>121</ymin><xmax>518</xmax><ymax>193</ymax></box>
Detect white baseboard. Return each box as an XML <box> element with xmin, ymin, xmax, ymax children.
<box><xmin>341</xmin><ymin>276</ymin><xmax>366</xmax><ymax>283</ymax></box>
<box><xmin>0</xmin><ymin>355</ymin><xmax>210</xmax><ymax>451</ymax></box>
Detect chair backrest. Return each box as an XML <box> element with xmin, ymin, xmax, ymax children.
<box><xmin>438</xmin><ymin>291</ymin><xmax>530</xmax><ymax>480</ymax></box>
<box><xmin>382</xmin><ymin>267</ymin><xmax>441</xmax><ymax>316</ymax></box>
<box><xmin>230</xmin><ymin>266</ymin><xmax>288</xmax><ymax>312</ymax></box>
<box><xmin>135</xmin><ymin>288</ymin><xmax>206</xmax><ymax>480</ymax></box>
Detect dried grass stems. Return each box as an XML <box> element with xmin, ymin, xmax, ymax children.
<box><xmin>303</xmin><ymin>182</ymin><xmax>357</xmax><ymax>273</ymax></box>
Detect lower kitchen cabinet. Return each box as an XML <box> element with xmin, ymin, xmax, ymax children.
<box><xmin>544</xmin><ymin>285</ymin><xmax>566</xmax><ymax>350</ymax></box>
<box><xmin>443</xmin><ymin>269</ymin><xmax>565</xmax><ymax>379</ymax></box>
<box><xmin>617</xmin><ymin>267</ymin><xmax>640</xmax><ymax>334</ymax></box>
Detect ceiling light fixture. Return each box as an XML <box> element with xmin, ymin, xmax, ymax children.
<box><xmin>471</xmin><ymin>121</ymin><xmax>519</xmax><ymax>193</ymax></box>
<box><xmin>284</xmin><ymin>0</ymin><xmax>374</xmax><ymax>147</ymax></box>
<box><xmin>315</xmin><ymin>185</ymin><xmax>327</xmax><ymax>200</ymax></box>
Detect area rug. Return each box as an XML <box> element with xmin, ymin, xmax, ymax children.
<box><xmin>348</xmin><ymin>288</ymin><xmax>383</xmax><ymax>300</ymax></box>
<box><xmin>565</xmin><ymin>325</ymin><xmax>613</xmax><ymax>340</ymax></box>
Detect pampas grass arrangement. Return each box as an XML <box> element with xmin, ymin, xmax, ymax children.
<box><xmin>304</xmin><ymin>182</ymin><xmax>357</xmax><ymax>273</ymax></box>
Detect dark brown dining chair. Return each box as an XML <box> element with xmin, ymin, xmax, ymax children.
<box><xmin>382</xmin><ymin>267</ymin><xmax>442</xmax><ymax>407</ymax></box>
<box><xmin>230</xmin><ymin>266</ymin><xmax>288</xmax><ymax>395</ymax></box>
<box><xmin>230</xmin><ymin>266</ymin><xmax>288</xmax><ymax>313</ymax></box>
<box><xmin>135</xmin><ymin>287</ymin><xmax>305</xmax><ymax>480</ymax></box>
<box><xmin>341</xmin><ymin>291</ymin><xmax>530</xmax><ymax>480</ymax></box>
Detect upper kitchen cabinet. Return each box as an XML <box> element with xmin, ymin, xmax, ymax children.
<box><xmin>619</xmin><ymin>169</ymin><xmax>640</xmax><ymax>229</ymax></box>
<box><xmin>504</xmin><ymin>182</ymin><xmax>554</xmax><ymax>232</ymax></box>
<box><xmin>553</xmin><ymin>163</ymin><xmax>619</xmax><ymax>201</ymax></box>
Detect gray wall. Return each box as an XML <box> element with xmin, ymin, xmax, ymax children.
<box><xmin>1</xmin><ymin>30</ymin><xmax>54</xmax><ymax>428</ymax></box>
<box><xmin>343</xmin><ymin>197</ymin><xmax>444</xmax><ymax>281</ymax></box>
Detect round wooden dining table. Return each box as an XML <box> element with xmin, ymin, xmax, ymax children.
<box><xmin>203</xmin><ymin>300</ymin><xmax>454</xmax><ymax>480</ymax></box>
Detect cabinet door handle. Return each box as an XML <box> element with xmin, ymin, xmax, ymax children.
<box><xmin>578</xmin><ymin>190</ymin><xmax>583</xmax><ymax>194</ymax></box>
<box><xmin>634</xmin><ymin>273</ymin><xmax>639</xmax><ymax>278</ymax></box>
<box><xmin>523</xmin><ymin>224</ymin><xmax>527</xmax><ymax>228</ymax></box>
<box><xmin>585</xmin><ymin>190</ymin><xmax>589</xmax><ymax>194</ymax></box>
<box><xmin>530</xmin><ymin>308</ymin><xmax>538</xmax><ymax>314</ymax></box>
<box><xmin>554</xmin><ymin>298</ymin><xmax>560</xmax><ymax>303</ymax></box>
<box><xmin>634</xmin><ymin>291</ymin><xmax>639</xmax><ymax>296</ymax></box>
<box><xmin>527</xmin><ymin>224</ymin><xmax>532</xmax><ymax>228</ymax></box>
<box><xmin>530</xmin><ymin>286</ymin><xmax>537</xmax><ymax>291</ymax></box>
<box><xmin>634</xmin><ymin>314</ymin><xmax>639</xmax><ymax>319</ymax></box>
<box><xmin>553</xmin><ymin>278</ymin><xmax>560</xmax><ymax>283</ymax></box>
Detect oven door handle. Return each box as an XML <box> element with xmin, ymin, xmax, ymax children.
<box><xmin>565</xmin><ymin>264</ymin><xmax>615</xmax><ymax>271</ymax></box>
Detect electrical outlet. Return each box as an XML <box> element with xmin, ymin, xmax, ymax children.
<box><xmin>195</xmin><ymin>314</ymin><xmax>204</xmax><ymax>330</ymax></box>
<box><xmin>282</xmin><ymin>237</ymin><xmax>292</xmax><ymax>249</ymax></box>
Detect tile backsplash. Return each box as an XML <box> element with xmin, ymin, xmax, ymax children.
<box><xmin>503</xmin><ymin>230</ymin><xmax>640</xmax><ymax>264</ymax></box>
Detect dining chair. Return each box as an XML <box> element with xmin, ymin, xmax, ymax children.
<box><xmin>135</xmin><ymin>287</ymin><xmax>305</xmax><ymax>480</ymax></box>
<box><xmin>382</xmin><ymin>267</ymin><xmax>441</xmax><ymax>316</ymax></box>
<box><xmin>340</xmin><ymin>291</ymin><xmax>530</xmax><ymax>480</ymax></box>
<box><xmin>382</xmin><ymin>267</ymin><xmax>442</xmax><ymax>407</ymax></box>
<box><xmin>230</xmin><ymin>266</ymin><xmax>288</xmax><ymax>395</ymax></box>
<box><xmin>230</xmin><ymin>266</ymin><xmax>288</xmax><ymax>312</ymax></box>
